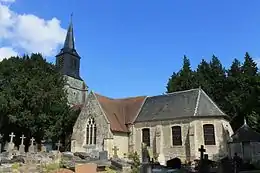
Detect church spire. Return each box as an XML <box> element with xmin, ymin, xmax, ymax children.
<box><xmin>63</xmin><ymin>13</ymin><xmax>75</xmax><ymax>50</ymax></box>
<box><xmin>55</xmin><ymin>14</ymin><xmax>81</xmax><ymax>80</ymax></box>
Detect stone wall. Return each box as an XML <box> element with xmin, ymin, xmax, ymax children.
<box><xmin>71</xmin><ymin>92</ymin><xmax>113</xmax><ymax>153</ymax></box>
<box><xmin>112</xmin><ymin>132</ymin><xmax>129</xmax><ymax>158</ymax></box>
<box><xmin>132</xmin><ymin>117</ymin><xmax>233</xmax><ymax>162</ymax></box>
<box><xmin>65</xmin><ymin>75</ymin><xmax>88</xmax><ymax>105</ymax></box>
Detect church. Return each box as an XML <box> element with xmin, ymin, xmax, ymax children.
<box><xmin>55</xmin><ymin>19</ymin><xmax>234</xmax><ymax>164</ymax></box>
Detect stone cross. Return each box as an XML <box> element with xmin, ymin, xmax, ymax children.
<box><xmin>9</xmin><ymin>132</ymin><xmax>15</xmax><ymax>143</ymax></box>
<box><xmin>56</xmin><ymin>140</ymin><xmax>61</xmax><ymax>151</ymax></box>
<box><xmin>112</xmin><ymin>146</ymin><xmax>119</xmax><ymax>158</ymax></box>
<box><xmin>199</xmin><ymin>145</ymin><xmax>206</xmax><ymax>160</ymax></box>
<box><xmin>30</xmin><ymin>137</ymin><xmax>35</xmax><ymax>145</ymax></box>
<box><xmin>20</xmin><ymin>134</ymin><xmax>26</xmax><ymax>145</ymax></box>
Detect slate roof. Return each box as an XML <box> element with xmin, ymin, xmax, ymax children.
<box><xmin>231</xmin><ymin>121</ymin><xmax>260</xmax><ymax>142</ymax></box>
<box><xmin>135</xmin><ymin>88</ymin><xmax>226</xmax><ymax>122</ymax></box>
<box><xmin>94</xmin><ymin>93</ymin><xmax>146</xmax><ymax>132</ymax></box>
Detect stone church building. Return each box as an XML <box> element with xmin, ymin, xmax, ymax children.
<box><xmin>55</xmin><ymin>19</ymin><xmax>234</xmax><ymax>164</ymax></box>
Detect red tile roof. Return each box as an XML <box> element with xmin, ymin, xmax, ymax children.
<box><xmin>94</xmin><ymin>93</ymin><xmax>146</xmax><ymax>132</ymax></box>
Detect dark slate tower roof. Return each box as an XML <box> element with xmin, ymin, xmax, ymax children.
<box><xmin>55</xmin><ymin>14</ymin><xmax>82</xmax><ymax>80</ymax></box>
<box><xmin>231</xmin><ymin>119</ymin><xmax>260</xmax><ymax>142</ymax></box>
<box><xmin>135</xmin><ymin>88</ymin><xmax>226</xmax><ymax>122</ymax></box>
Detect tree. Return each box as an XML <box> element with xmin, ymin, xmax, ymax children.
<box><xmin>166</xmin><ymin>55</ymin><xmax>195</xmax><ymax>92</ymax></box>
<box><xmin>165</xmin><ymin>52</ymin><xmax>260</xmax><ymax>132</ymax></box>
<box><xmin>0</xmin><ymin>54</ymin><xmax>77</xmax><ymax>145</ymax></box>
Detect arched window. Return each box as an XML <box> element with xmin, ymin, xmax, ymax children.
<box><xmin>203</xmin><ymin>124</ymin><xmax>215</xmax><ymax>145</ymax></box>
<box><xmin>86</xmin><ymin>117</ymin><xmax>97</xmax><ymax>145</ymax></box>
<box><xmin>142</xmin><ymin>128</ymin><xmax>150</xmax><ymax>146</ymax></box>
<box><xmin>172</xmin><ymin>126</ymin><xmax>182</xmax><ymax>146</ymax></box>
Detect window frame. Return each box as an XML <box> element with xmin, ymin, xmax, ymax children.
<box><xmin>142</xmin><ymin>128</ymin><xmax>151</xmax><ymax>147</ymax></box>
<box><xmin>203</xmin><ymin>124</ymin><xmax>216</xmax><ymax>145</ymax></box>
<box><xmin>171</xmin><ymin>126</ymin><xmax>182</xmax><ymax>146</ymax></box>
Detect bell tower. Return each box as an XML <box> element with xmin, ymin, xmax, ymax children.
<box><xmin>56</xmin><ymin>14</ymin><xmax>88</xmax><ymax>105</ymax></box>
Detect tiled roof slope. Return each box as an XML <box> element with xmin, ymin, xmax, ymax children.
<box><xmin>94</xmin><ymin>93</ymin><xmax>146</xmax><ymax>132</ymax></box>
<box><xmin>135</xmin><ymin>88</ymin><xmax>226</xmax><ymax>122</ymax></box>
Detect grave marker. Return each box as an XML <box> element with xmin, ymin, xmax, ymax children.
<box><xmin>0</xmin><ymin>134</ymin><xmax>3</xmax><ymax>152</ymax></box>
<box><xmin>112</xmin><ymin>146</ymin><xmax>119</xmax><ymax>158</ymax></box>
<box><xmin>19</xmin><ymin>134</ymin><xmax>26</xmax><ymax>154</ymax></box>
<box><xmin>8</xmin><ymin>132</ymin><xmax>15</xmax><ymax>152</ymax></box>
<box><xmin>29</xmin><ymin>137</ymin><xmax>35</xmax><ymax>153</ymax></box>
<box><xmin>56</xmin><ymin>140</ymin><xmax>62</xmax><ymax>151</ymax></box>
<box><xmin>199</xmin><ymin>145</ymin><xmax>206</xmax><ymax>160</ymax></box>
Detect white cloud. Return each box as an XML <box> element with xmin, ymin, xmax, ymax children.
<box><xmin>0</xmin><ymin>47</ymin><xmax>18</xmax><ymax>60</ymax></box>
<box><xmin>0</xmin><ymin>1</ymin><xmax>66</xmax><ymax>60</ymax></box>
<box><xmin>0</xmin><ymin>0</ymin><xmax>15</xmax><ymax>3</ymax></box>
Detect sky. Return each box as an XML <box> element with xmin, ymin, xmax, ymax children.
<box><xmin>0</xmin><ymin>0</ymin><xmax>260</xmax><ymax>98</ymax></box>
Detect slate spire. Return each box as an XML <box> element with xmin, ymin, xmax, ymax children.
<box><xmin>63</xmin><ymin>13</ymin><xmax>75</xmax><ymax>50</ymax></box>
<box><xmin>55</xmin><ymin>13</ymin><xmax>81</xmax><ymax>80</ymax></box>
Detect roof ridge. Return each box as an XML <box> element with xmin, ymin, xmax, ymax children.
<box><xmin>193</xmin><ymin>89</ymin><xmax>201</xmax><ymax>116</ymax></box>
<box><xmin>93</xmin><ymin>92</ymin><xmax>146</xmax><ymax>100</ymax></box>
<box><xmin>166</xmin><ymin>88</ymin><xmax>199</xmax><ymax>95</ymax></box>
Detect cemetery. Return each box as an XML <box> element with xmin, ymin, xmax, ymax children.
<box><xmin>0</xmin><ymin>126</ymin><xmax>259</xmax><ymax>173</ymax></box>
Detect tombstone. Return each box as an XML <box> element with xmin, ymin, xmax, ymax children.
<box><xmin>141</xmin><ymin>143</ymin><xmax>152</xmax><ymax>173</ymax></box>
<box><xmin>44</xmin><ymin>139</ymin><xmax>53</xmax><ymax>152</ymax></box>
<box><xmin>0</xmin><ymin>134</ymin><xmax>3</xmax><ymax>152</ymax></box>
<box><xmin>7</xmin><ymin>132</ymin><xmax>15</xmax><ymax>152</ymax></box>
<box><xmin>166</xmin><ymin>157</ymin><xmax>181</xmax><ymax>169</ymax></box>
<box><xmin>199</xmin><ymin>145</ymin><xmax>206</xmax><ymax>160</ymax></box>
<box><xmin>112</xmin><ymin>146</ymin><xmax>119</xmax><ymax>159</ymax></box>
<box><xmin>99</xmin><ymin>151</ymin><xmax>108</xmax><ymax>161</ymax></box>
<box><xmin>199</xmin><ymin>154</ymin><xmax>211</xmax><ymax>173</ymax></box>
<box><xmin>40</xmin><ymin>140</ymin><xmax>47</xmax><ymax>152</ymax></box>
<box><xmin>3</xmin><ymin>141</ymin><xmax>8</xmax><ymax>151</ymax></box>
<box><xmin>233</xmin><ymin>153</ymin><xmax>242</xmax><ymax>173</ymax></box>
<box><xmin>28</xmin><ymin>137</ymin><xmax>35</xmax><ymax>153</ymax></box>
<box><xmin>56</xmin><ymin>140</ymin><xmax>62</xmax><ymax>152</ymax></box>
<box><xmin>19</xmin><ymin>134</ymin><xmax>26</xmax><ymax>154</ymax></box>
<box><xmin>141</xmin><ymin>143</ymin><xmax>150</xmax><ymax>163</ymax></box>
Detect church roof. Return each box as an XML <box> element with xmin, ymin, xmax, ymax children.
<box><xmin>135</xmin><ymin>88</ymin><xmax>226</xmax><ymax>122</ymax></box>
<box><xmin>231</xmin><ymin>120</ymin><xmax>260</xmax><ymax>142</ymax></box>
<box><xmin>94</xmin><ymin>93</ymin><xmax>146</xmax><ymax>132</ymax></box>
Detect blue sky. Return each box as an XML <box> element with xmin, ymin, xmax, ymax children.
<box><xmin>2</xmin><ymin>0</ymin><xmax>260</xmax><ymax>98</ymax></box>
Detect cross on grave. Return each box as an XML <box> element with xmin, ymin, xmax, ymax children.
<box><xmin>9</xmin><ymin>132</ymin><xmax>15</xmax><ymax>143</ymax></box>
<box><xmin>20</xmin><ymin>134</ymin><xmax>26</xmax><ymax>145</ymax></box>
<box><xmin>199</xmin><ymin>145</ymin><xmax>206</xmax><ymax>160</ymax></box>
<box><xmin>56</xmin><ymin>140</ymin><xmax>62</xmax><ymax>151</ymax></box>
<box><xmin>30</xmin><ymin>137</ymin><xmax>35</xmax><ymax>145</ymax></box>
<box><xmin>112</xmin><ymin>146</ymin><xmax>119</xmax><ymax>158</ymax></box>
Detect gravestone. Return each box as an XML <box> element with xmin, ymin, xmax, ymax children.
<box><xmin>19</xmin><ymin>134</ymin><xmax>26</xmax><ymax>154</ymax></box>
<box><xmin>166</xmin><ymin>157</ymin><xmax>181</xmax><ymax>169</ymax></box>
<box><xmin>199</xmin><ymin>154</ymin><xmax>211</xmax><ymax>173</ymax></box>
<box><xmin>3</xmin><ymin>141</ymin><xmax>8</xmax><ymax>151</ymax></box>
<box><xmin>8</xmin><ymin>132</ymin><xmax>15</xmax><ymax>152</ymax></box>
<box><xmin>44</xmin><ymin>139</ymin><xmax>53</xmax><ymax>152</ymax></box>
<box><xmin>141</xmin><ymin>143</ymin><xmax>152</xmax><ymax>173</ymax></box>
<box><xmin>0</xmin><ymin>134</ymin><xmax>3</xmax><ymax>152</ymax></box>
<box><xmin>199</xmin><ymin>145</ymin><xmax>206</xmax><ymax>160</ymax></box>
<box><xmin>99</xmin><ymin>151</ymin><xmax>108</xmax><ymax>160</ymax></box>
<box><xmin>28</xmin><ymin>137</ymin><xmax>35</xmax><ymax>153</ymax></box>
<box><xmin>41</xmin><ymin>140</ymin><xmax>47</xmax><ymax>152</ymax></box>
<box><xmin>56</xmin><ymin>140</ymin><xmax>62</xmax><ymax>151</ymax></box>
<box><xmin>112</xmin><ymin>146</ymin><xmax>119</xmax><ymax>159</ymax></box>
<box><xmin>233</xmin><ymin>153</ymin><xmax>242</xmax><ymax>173</ymax></box>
